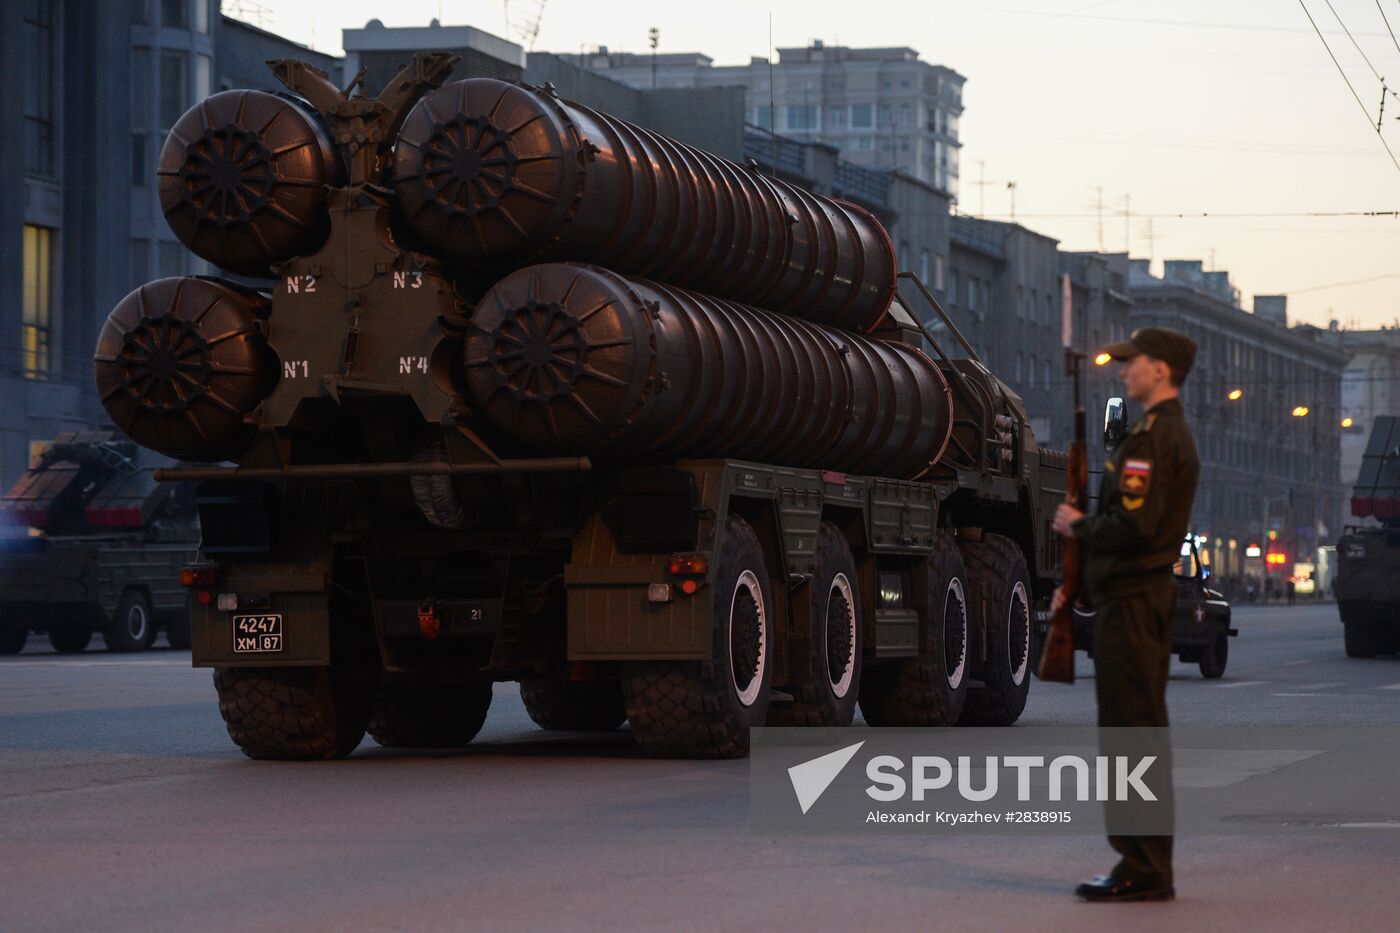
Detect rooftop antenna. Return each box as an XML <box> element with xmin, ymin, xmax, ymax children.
<box><xmin>1007</xmin><ymin>180</ymin><xmax>1017</xmax><ymax>222</ymax></box>
<box><xmin>648</xmin><ymin>26</ymin><xmax>660</xmax><ymax>88</ymax></box>
<box><xmin>768</xmin><ymin>12</ymin><xmax>777</xmax><ymax>178</ymax></box>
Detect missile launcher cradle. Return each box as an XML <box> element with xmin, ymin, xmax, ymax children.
<box><xmin>0</xmin><ymin>432</ymin><xmax>199</xmax><ymax>654</ymax></box>
<box><xmin>96</xmin><ymin>54</ymin><xmax>1066</xmax><ymax>759</ymax></box>
<box><xmin>1336</xmin><ymin>416</ymin><xmax>1400</xmax><ymax>657</ymax></box>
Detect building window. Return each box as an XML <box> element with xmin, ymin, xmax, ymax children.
<box><xmin>161</xmin><ymin>0</ymin><xmax>187</xmax><ymax>29</ymax></box>
<box><xmin>132</xmin><ymin>0</ymin><xmax>149</xmax><ymax>23</ymax></box>
<box><xmin>1015</xmin><ymin>351</ymin><xmax>1024</xmax><ymax>382</ymax></box>
<box><xmin>878</xmin><ymin>104</ymin><xmax>892</xmax><ymax>128</ymax></box>
<box><xmin>159</xmin><ymin>50</ymin><xmax>188</xmax><ymax>134</ymax></box>
<box><xmin>132</xmin><ymin>134</ymin><xmax>148</xmax><ymax>185</ymax></box>
<box><xmin>131</xmin><ymin>239</ymin><xmax>150</xmax><ymax>289</ymax></box>
<box><xmin>158</xmin><ymin>241</ymin><xmax>186</xmax><ymax>278</ymax></box>
<box><xmin>23</xmin><ymin>0</ymin><xmax>57</xmax><ymax>178</ymax></box>
<box><xmin>786</xmin><ymin>104</ymin><xmax>818</xmax><ymax>131</ymax></box>
<box><xmin>920</xmin><ymin>252</ymin><xmax>930</xmax><ymax>284</ymax></box>
<box><xmin>966</xmin><ymin>276</ymin><xmax>977</xmax><ymax>312</ymax></box>
<box><xmin>850</xmin><ymin>103</ymin><xmax>873</xmax><ymax>129</ymax></box>
<box><xmin>194</xmin><ymin>0</ymin><xmax>210</xmax><ymax>33</ymax></box>
<box><xmin>753</xmin><ymin>105</ymin><xmax>772</xmax><ymax>129</ymax></box>
<box><xmin>1028</xmin><ymin>355</ymin><xmax>1037</xmax><ymax>388</ymax></box>
<box><xmin>897</xmin><ymin>103</ymin><xmax>911</xmax><ymax>127</ymax></box>
<box><xmin>22</xmin><ymin>226</ymin><xmax>54</xmax><ymax>380</ymax></box>
<box><xmin>950</xmin><ymin>269</ymin><xmax>960</xmax><ymax>305</ymax></box>
<box><xmin>195</xmin><ymin>53</ymin><xmax>211</xmax><ymax>101</ymax></box>
<box><xmin>933</xmin><ymin>254</ymin><xmax>946</xmax><ymax>291</ymax></box>
<box><xmin>827</xmin><ymin>107</ymin><xmax>845</xmax><ymax>128</ymax></box>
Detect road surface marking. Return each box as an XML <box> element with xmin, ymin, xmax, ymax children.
<box><xmin>1294</xmin><ymin>682</ymin><xmax>1344</xmax><ymax>691</ymax></box>
<box><xmin>1282</xmin><ymin>660</ymin><xmax>1312</xmax><ymax>666</ymax></box>
<box><xmin>1273</xmin><ymin>692</ymin><xmax>1343</xmax><ymax>698</ymax></box>
<box><xmin>1215</xmin><ymin>680</ymin><xmax>1268</xmax><ymax>688</ymax></box>
<box><xmin>1380</xmin><ymin>683</ymin><xmax>1400</xmax><ymax>691</ymax></box>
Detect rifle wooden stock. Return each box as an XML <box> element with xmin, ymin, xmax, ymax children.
<box><xmin>1038</xmin><ymin>353</ymin><xmax>1088</xmax><ymax>684</ymax></box>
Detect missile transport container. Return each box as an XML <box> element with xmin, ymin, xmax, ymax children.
<box><xmin>95</xmin><ymin>55</ymin><xmax>1067</xmax><ymax>759</ymax></box>
<box><xmin>1336</xmin><ymin>416</ymin><xmax>1400</xmax><ymax>657</ymax></box>
<box><xmin>0</xmin><ymin>432</ymin><xmax>198</xmax><ymax>654</ymax></box>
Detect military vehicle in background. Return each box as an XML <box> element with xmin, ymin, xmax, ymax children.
<box><xmin>1073</xmin><ymin>535</ymin><xmax>1235</xmax><ymax>678</ymax></box>
<box><xmin>0</xmin><ymin>432</ymin><xmax>198</xmax><ymax>654</ymax></box>
<box><xmin>1336</xmin><ymin>415</ymin><xmax>1400</xmax><ymax>658</ymax></box>
<box><xmin>94</xmin><ymin>54</ymin><xmax>1067</xmax><ymax>760</ymax></box>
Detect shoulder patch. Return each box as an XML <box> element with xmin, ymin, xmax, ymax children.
<box><xmin>1121</xmin><ymin>458</ymin><xmax>1151</xmax><ymax>496</ymax></box>
<box><xmin>1121</xmin><ymin>494</ymin><xmax>1146</xmax><ymax>511</ymax></box>
<box><xmin>1104</xmin><ymin>459</ymin><xmax>1116</xmax><ymax>473</ymax></box>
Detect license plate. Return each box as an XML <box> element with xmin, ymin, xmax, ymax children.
<box><xmin>233</xmin><ymin>614</ymin><xmax>284</xmax><ymax>653</ymax></box>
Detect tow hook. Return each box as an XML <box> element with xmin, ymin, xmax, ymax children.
<box><xmin>417</xmin><ymin>598</ymin><xmax>441</xmax><ymax>640</ymax></box>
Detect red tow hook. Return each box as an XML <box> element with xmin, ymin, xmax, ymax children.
<box><xmin>417</xmin><ymin>599</ymin><xmax>441</xmax><ymax>641</ymax></box>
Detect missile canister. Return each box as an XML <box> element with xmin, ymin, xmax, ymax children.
<box><xmin>158</xmin><ymin>90</ymin><xmax>340</xmax><ymax>277</ymax></box>
<box><xmin>93</xmin><ymin>277</ymin><xmax>277</xmax><ymax>462</ymax></box>
<box><xmin>464</xmin><ymin>264</ymin><xmax>952</xmax><ymax>479</ymax></box>
<box><xmin>394</xmin><ymin>79</ymin><xmax>898</xmax><ymax>333</ymax></box>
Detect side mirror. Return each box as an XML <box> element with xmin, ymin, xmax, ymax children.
<box><xmin>1103</xmin><ymin>397</ymin><xmax>1128</xmax><ymax>452</ymax></box>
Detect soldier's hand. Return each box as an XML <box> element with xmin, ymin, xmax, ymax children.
<box><xmin>1050</xmin><ymin>586</ymin><xmax>1068</xmax><ymax>615</ymax></box>
<box><xmin>1053</xmin><ymin>503</ymin><xmax>1083</xmax><ymax>535</ymax></box>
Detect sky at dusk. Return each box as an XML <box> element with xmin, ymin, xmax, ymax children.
<box><xmin>227</xmin><ymin>0</ymin><xmax>1400</xmax><ymax>331</ymax></box>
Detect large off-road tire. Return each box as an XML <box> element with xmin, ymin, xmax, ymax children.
<box><xmin>859</xmin><ymin>531</ymin><xmax>969</xmax><ymax>727</ymax></box>
<box><xmin>0</xmin><ymin>626</ymin><xmax>28</xmax><ymax>655</ymax></box>
<box><xmin>959</xmin><ymin>533</ymin><xmax>1033</xmax><ymax>726</ymax></box>
<box><xmin>520</xmin><ymin>680</ymin><xmax>626</xmax><ymax>732</ymax></box>
<box><xmin>621</xmin><ymin>515</ymin><xmax>775</xmax><ymax>758</ymax></box>
<box><xmin>214</xmin><ymin>666</ymin><xmax>372</xmax><ymax>760</ymax></box>
<box><xmin>48</xmin><ymin>626</ymin><xmax>93</xmax><ymax>654</ymax></box>
<box><xmin>105</xmin><ymin>589</ymin><xmax>157</xmax><ymax>652</ymax></box>
<box><xmin>1199</xmin><ymin>630</ymin><xmax>1228</xmax><ymax>679</ymax></box>
<box><xmin>165</xmin><ymin>614</ymin><xmax>192</xmax><ymax>650</ymax></box>
<box><xmin>770</xmin><ymin>522</ymin><xmax>863</xmax><ymax>727</ymax></box>
<box><xmin>1344</xmin><ymin>620</ymin><xmax>1378</xmax><ymax>659</ymax></box>
<box><xmin>367</xmin><ymin>682</ymin><xmax>493</xmax><ymax>748</ymax></box>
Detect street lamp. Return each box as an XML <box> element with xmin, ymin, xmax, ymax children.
<box><xmin>1094</xmin><ymin>352</ymin><xmax>1111</xmax><ymax>366</ymax></box>
<box><xmin>1228</xmin><ymin>388</ymin><xmax>1243</xmax><ymax>400</ymax></box>
<box><xmin>1292</xmin><ymin>406</ymin><xmax>1310</xmax><ymax>418</ymax></box>
<box><xmin>1341</xmin><ymin>417</ymin><xmax>1354</xmax><ymax>428</ymax></box>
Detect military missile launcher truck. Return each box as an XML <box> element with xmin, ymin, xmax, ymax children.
<box><xmin>95</xmin><ymin>54</ymin><xmax>1066</xmax><ymax>759</ymax></box>
<box><xmin>0</xmin><ymin>432</ymin><xmax>198</xmax><ymax>654</ymax></box>
<box><xmin>1336</xmin><ymin>415</ymin><xmax>1400</xmax><ymax>657</ymax></box>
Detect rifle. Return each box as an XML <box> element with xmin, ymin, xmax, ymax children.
<box><xmin>1037</xmin><ymin>349</ymin><xmax>1087</xmax><ymax>684</ymax></box>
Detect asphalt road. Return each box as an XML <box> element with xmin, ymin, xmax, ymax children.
<box><xmin>3</xmin><ymin>602</ymin><xmax>1400</xmax><ymax>932</ymax></box>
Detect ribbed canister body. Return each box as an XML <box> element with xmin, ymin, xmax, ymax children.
<box><xmin>394</xmin><ymin>79</ymin><xmax>898</xmax><ymax>332</ymax></box>
<box><xmin>158</xmin><ymin>90</ymin><xmax>339</xmax><ymax>277</ymax></box>
<box><xmin>93</xmin><ymin>277</ymin><xmax>277</xmax><ymax>462</ymax></box>
<box><xmin>464</xmin><ymin>264</ymin><xmax>952</xmax><ymax>479</ymax></box>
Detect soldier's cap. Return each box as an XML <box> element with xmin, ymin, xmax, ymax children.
<box><xmin>1101</xmin><ymin>326</ymin><xmax>1197</xmax><ymax>376</ymax></box>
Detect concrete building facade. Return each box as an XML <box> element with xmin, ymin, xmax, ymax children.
<box><xmin>568</xmin><ymin>42</ymin><xmax>964</xmax><ymax>195</ymax></box>
<box><xmin>0</xmin><ymin>1</ymin><xmax>339</xmax><ymax>492</ymax></box>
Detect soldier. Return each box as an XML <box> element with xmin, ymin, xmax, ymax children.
<box><xmin>1050</xmin><ymin>326</ymin><xmax>1200</xmax><ymax>902</ymax></box>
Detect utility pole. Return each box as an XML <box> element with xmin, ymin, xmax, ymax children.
<box><xmin>648</xmin><ymin>27</ymin><xmax>659</xmax><ymax>89</ymax></box>
<box><xmin>1092</xmin><ymin>185</ymin><xmax>1105</xmax><ymax>252</ymax></box>
<box><xmin>1145</xmin><ymin>217</ymin><xmax>1155</xmax><ymax>262</ymax></box>
<box><xmin>1123</xmin><ymin>192</ymin><xmax>1131</xmax><ymax>254</ymax></box>
<box><xmin>977</xmin><ymin>160</ymin><xmax>986</xmax><ymax>218</ymax></box>
<box><xmin>1007</xmin><ymin>180</ymin><xmax>1017</xmax><ymax>222</ymax></box>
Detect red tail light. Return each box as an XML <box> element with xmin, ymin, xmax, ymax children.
<box><xmin>180</xmin><ymin>565</ymin><xmax>219</xmax><ymax>587</ymax></box>
<box><xmin>667</xmin><ymin>554</ymin><xmax>709</xmax><ymax>576</ymax></box>
<box><xmin>85</xmin><ymin>506</ymin><xmax>143</xmax><ymax>527</ymax></box>
<box><xmin>14</xmin><ymin>507</ymin><xmax>49</xmax><ymax>528</ymax></box>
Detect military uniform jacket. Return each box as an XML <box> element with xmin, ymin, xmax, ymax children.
<box><xmin>1072</xmin><ymin>397</ymin><xmax>1200</xmax><ymax>598</ymax></box>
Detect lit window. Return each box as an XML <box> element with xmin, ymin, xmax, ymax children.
<box><xmin>161</xmin><ymin>0</ymin><xmax>186</xmax><ymax>29</ymax></box>
<box><xmin>850</xmin><ymin>103</ymin><xmax>873</xmax><ymax>129</ymax></box>
<box><xmin>22</xmin><ymin>226</ymin><xmax>54</xmax><ymax>380</ymax></box>
<box><xmin>160</xmin><ymin>51</ymin><xmax>188</xmax><ymax>134</ymax></box>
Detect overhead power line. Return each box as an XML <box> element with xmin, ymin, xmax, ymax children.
<box><xmin>1298</xmin><ymin>0</ymin><xmax>1400</xmax><ymax>176</ymax></box>
<box><xmin>1377</xmin><ymin>1</ymin><xmax>1400</xmax><ymax>58</ymax></box>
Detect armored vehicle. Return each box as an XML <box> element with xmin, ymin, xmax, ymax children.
<box><xmin>1073</xmin><ymin>536</ymin><xmax>1235</xmax><ymax>677</ymax></box>
<box><xmin>1336</xmin><ymin>415</ymin><xmax>1400</xmax><ymax>657</ymax></box>
<box><xmin>96</xmin><ymin>55</ymin><xmax>1066</xmax><ymax>759</ymax></box>
<box><xmin>0</xmin><ymin>432</ymin><xmax>198</xmax><ymax>654</ymax></box>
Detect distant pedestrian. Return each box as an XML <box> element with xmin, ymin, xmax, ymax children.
<box><xmin>1286</xmin><ymin>579</ymin><xmax>1296</xmax><ymax>605</ymax></box>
